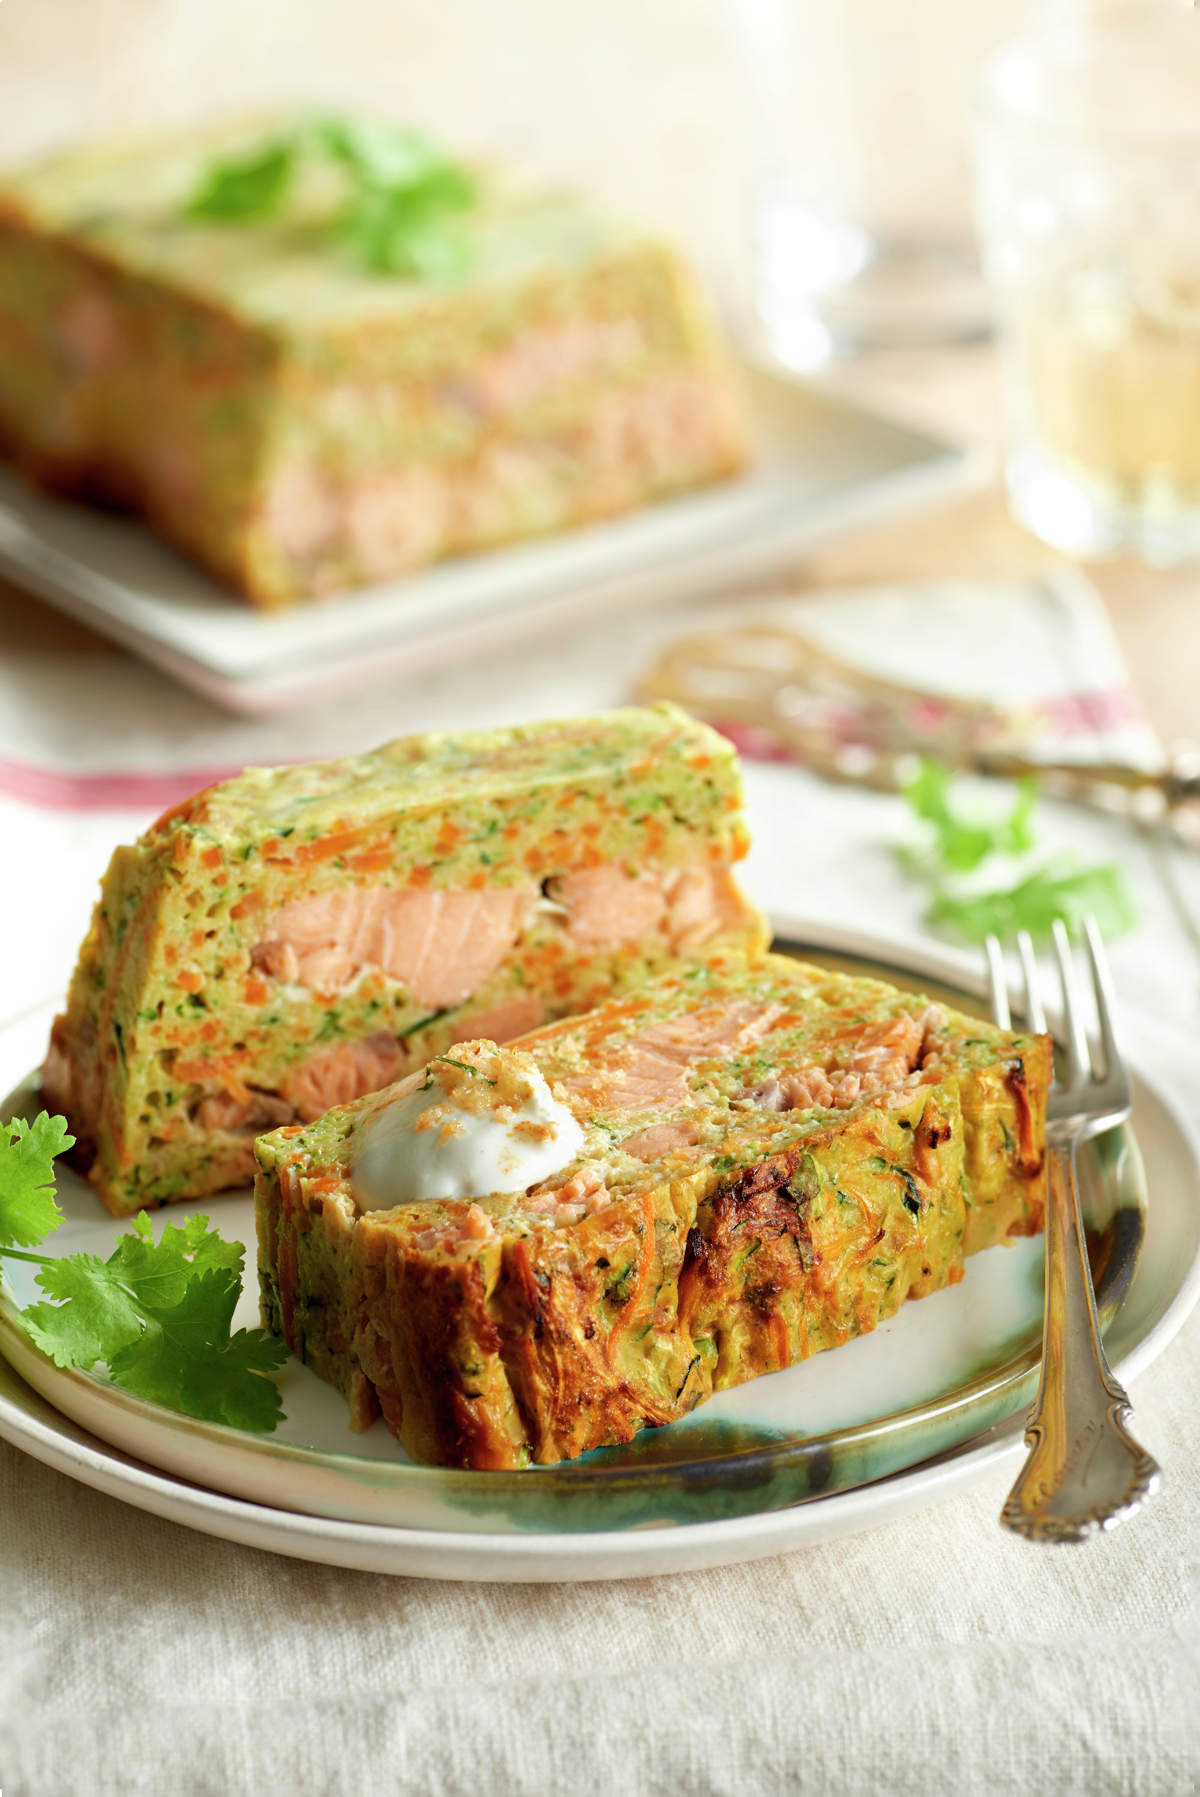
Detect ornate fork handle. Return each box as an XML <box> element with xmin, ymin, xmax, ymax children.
<box><xmin>1001</xmin><ymin>1131</ymin><xmax>1161</xmax><ymax>1541</ymax></box>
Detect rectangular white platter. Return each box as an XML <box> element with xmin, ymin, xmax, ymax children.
<box><xmin>0</xmin><ymin>364</ymin><xmax>968</xmax><ymax>716</ymax></box>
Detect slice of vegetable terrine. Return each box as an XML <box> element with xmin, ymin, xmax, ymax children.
<box><xmin>0</xmin><ymin>114</ymin><xmax>750</xmax><ymax>608</ymax></box>
<box><xmin>253</xmin><ymin>950</ymin><xmax>1051</xmax><ymax>1468</ymax></box>
<box><xmin>43</xmin><ymin>705</ymin><xmax>766</xmax><ymax>1214</ymax></box>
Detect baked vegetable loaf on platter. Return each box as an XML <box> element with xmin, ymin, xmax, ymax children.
<box><xmin>43</xmin><ymin>705</ymin><xmax>765</xmax><ymax>1214</ymax></box>
<box><xmin>0</xmin><ymin>115</ymin><xmax>750</xmax><ymax>607</ymax></box>
<box><xmin>253</xmin><ymin>950</ymin><xmax>1050</xmax><ymax>1468</ymax></box>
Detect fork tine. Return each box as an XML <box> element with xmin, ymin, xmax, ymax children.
<box><xmin>1016</xmin><ymin>930</ymin><xmax>1047</xmax><ymax>1033</ymax></box>
<box><xmin>1082</xmin><ymin>914</ymin><xmax>1119</xmax><ymax>1082</ymax></box>
<box><xmin>985</xmin><ymin>934</ymin><xmax>1011</xmax><ymax>1027</ymax></box>
<box><xmin>1051</xmin><ymin>918</ymin><xmax>1091</xmax><ymax>1085</ymax></box>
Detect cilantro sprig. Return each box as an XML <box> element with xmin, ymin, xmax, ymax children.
<box><xmin>186</xmin><ymin>115</ymin><xmax>479</xmax><ymax>282</ymax></box>
<box><xmin>898</xmin><ymin>759</ymin><xmax>1136</xmax><ymax>944</ymax></box>
<box><xmin>0</xmin><ymin>1113</ymin><xmax>287</xmax><ymax>1432</ymax></box>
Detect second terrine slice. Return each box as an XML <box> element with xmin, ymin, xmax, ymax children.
<box><xmin>43</xmin><ymin>704</ymin><xmax>766</xmax><ymax>1213</ymax></box>
<box><xmin>0</xmin><ymin>115</ymin><xmax>750</xmax><ymax>607</ymax></box>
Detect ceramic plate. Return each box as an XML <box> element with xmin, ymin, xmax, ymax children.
<box><xmin>0</xmin><ymin>370</ymin><xmax>966</xmax><ymax>715</ymax></box>
<box><xmin>1</xmin><ymin>925</ymin><xmax>1198</xmax><ymax>1580</ymax></box>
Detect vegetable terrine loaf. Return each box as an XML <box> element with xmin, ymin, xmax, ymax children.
<box><xmin>0</xmin><ymin>115</ymin><xmax>750</xmax><ymax>608</ymax></box>
<box><xmin>253</xmin><ymin>950</ymin><xmax>1050</xmax><ymax>1468</ymax></box>
<box><xmin>43</xmin><ymin>705</ymin><xmax>765</xmax><ymax>1214</ymax></box>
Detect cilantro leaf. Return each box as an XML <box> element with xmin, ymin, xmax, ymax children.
<box><xmin>336</xmin><ymin>163</ymin><xmax>477</xmax><ymax>281</ymax></box>
<box><xmin>1002</xmin><ymin>777</ymin><xmax>1039</xmax><ymax>858</ymax></box>
<box><xmin>310</xmin><ymin>116</ymin><xmax>448</xmax><ymax>188</ymax></box>
<box><xmin>104</xmin><ymin>1210</ymin><xmax>243</xmax><ymax>1313</ymax></box>
<box><xmin>902</xmin><ymin>760</ymin><xmax>994</xmax><ymax>872</ymax></box>
<box><xmin>344</xmin><ymin>206</ymin><xmax>474</xmax><ymax>283</ymax></box>
<box><xmin>187</xmin><ymin>140</ymin><xmax>295</xmax><ymax>221</ymax></box>
<box><xmin>927</xmin><ymin>862</ymin><xmax>1137</xmax><ymax>945</ymax></box>
<box><xmin>901</xmin><ymin>760</ymin><xmax>1039</xmax><ymax>875</ymax></box>
<box><xmin>22</xmin><ymin>1251</ymin><xmax>144</xmax><ymax>1367</ymax></box>
<box><xmin>0</xmin><ymin>1113</ymin><xmax>74</xmax><ymax>1249</ymax></box>
<box><xmin>108</xmin><ymin>1269</ymin><xmax>288</xmax><ymax>1432</ymax></box>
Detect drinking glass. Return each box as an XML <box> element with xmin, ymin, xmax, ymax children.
<box><xmin>975</xmin><ymin>3</ymin><xmax>1200</xmax><ymax>564</ymax></box>
<box><xmin>728</xmin><ymin>0</ymin><xmax>1032</xmax><ymax>366</ymax></box>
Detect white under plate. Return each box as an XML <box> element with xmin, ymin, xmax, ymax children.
<box><xmin>1</xmin><ymin>925</ymin><xmax>1197</xmax><ymax>1579</ymax></box>
<box><xmin>0</xmin><ymin>368</ymin><xmax>966</xmax><ymax>715</ymax></box>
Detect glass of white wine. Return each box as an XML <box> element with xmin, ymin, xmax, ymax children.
<box><xmin>975</xmin><ymin>2</ymin><xmax>1200</xmax><ymax>564</ymax></box>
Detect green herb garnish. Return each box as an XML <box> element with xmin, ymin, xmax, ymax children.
<box><xmin>187</xmin><ymin>139</ymin><xmax>296</xmax><ymax>222</ymax></box>
<box><xmin>900</xmin><ymin>759</ymin><xmax>1038</xmax><ymax>875</ymax></box>
<box><xmin>0</xmin><ymin>1114</ymin><xmax>287</xmax><ymax>1432</ymax></box>
<box><xmin>398</xmin><ymin>1007</ymin><xmax>453</xmax><ymax>1040</ymax></box>
<box><xmin>0</xmin><ymin>1114</ymin><xmax>72</xmax><ymax>1247</ymax></box>
<box><xmin>421</xmin><ymin>1054</ymin><xmax>497</xmax><ymax>1091</ymax></box>
<box><xmin>927</xmin><ymin>863</ymin><xmax>1137</xmax><ymax>943</ymax></box>
<box><xmin>185</xmin><ymin>116</ymin><xmax>479</xmax><ymax>282</ymax></box>
<box><xmin>898</xmin><ymin>758</ymin><xmax>1136</xmax><ymax>944</ymax></box>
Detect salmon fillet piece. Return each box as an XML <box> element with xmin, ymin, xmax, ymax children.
<box><xmin>253</xmin><ymin>886</ymin><xmax>536</xmax><ymax>1007</ymax></box>
<box><xmin>251</xmin><ymin>866</ymin><xmax>744</xmax><ymax>1003</ymax></box>
<box><xmin>280</xmin><ymin>1032</ymin><xmax>410</xmax><ymax>1123</ymax></box>
<box><xmin>553</xmin><ymin>867</ymin><xmax>667</xmax><ymax>946</ymax></box>
<box><xmin>450</xmin><ymin>994</ymin><xmax>545</xmax><ymax>1044</ymax></box>
<box><xmin>562</xmin><ymin>1002</ymin><xmax>778</xmax><ymax>1113</ymax></box>
<box><xmin>620</xmin><ymin>1120</ymin><xmax>705</xmax><ymax>1161</ymax></box>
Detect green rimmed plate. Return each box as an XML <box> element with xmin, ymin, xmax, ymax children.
<box><xmin>0</xmin><ymin>923</ymin><xmax>1197</xmax><ymax>1578</ymax></box>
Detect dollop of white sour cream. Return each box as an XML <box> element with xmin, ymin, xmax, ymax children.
<box><xmin>351</xmin><ymin>1052</ymin><xmax>585</xmax><ymax>1209</ymax></box>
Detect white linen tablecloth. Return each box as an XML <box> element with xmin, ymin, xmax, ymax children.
<box><xmin>1</xmin><ymin>574</ymin><xmax>1198</xmax><ymax>1796</ymax></box>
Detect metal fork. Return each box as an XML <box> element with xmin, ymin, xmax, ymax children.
<box><xmin>986</xmin><ymin>917</ymin><xmax>1161</xmax><ymax>1542</ymax></box>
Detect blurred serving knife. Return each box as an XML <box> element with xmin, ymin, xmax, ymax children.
<box><xmin>637</xmin><ymin>618</ymin><xmax>1200</xmax><ymax>843</ymax></box>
